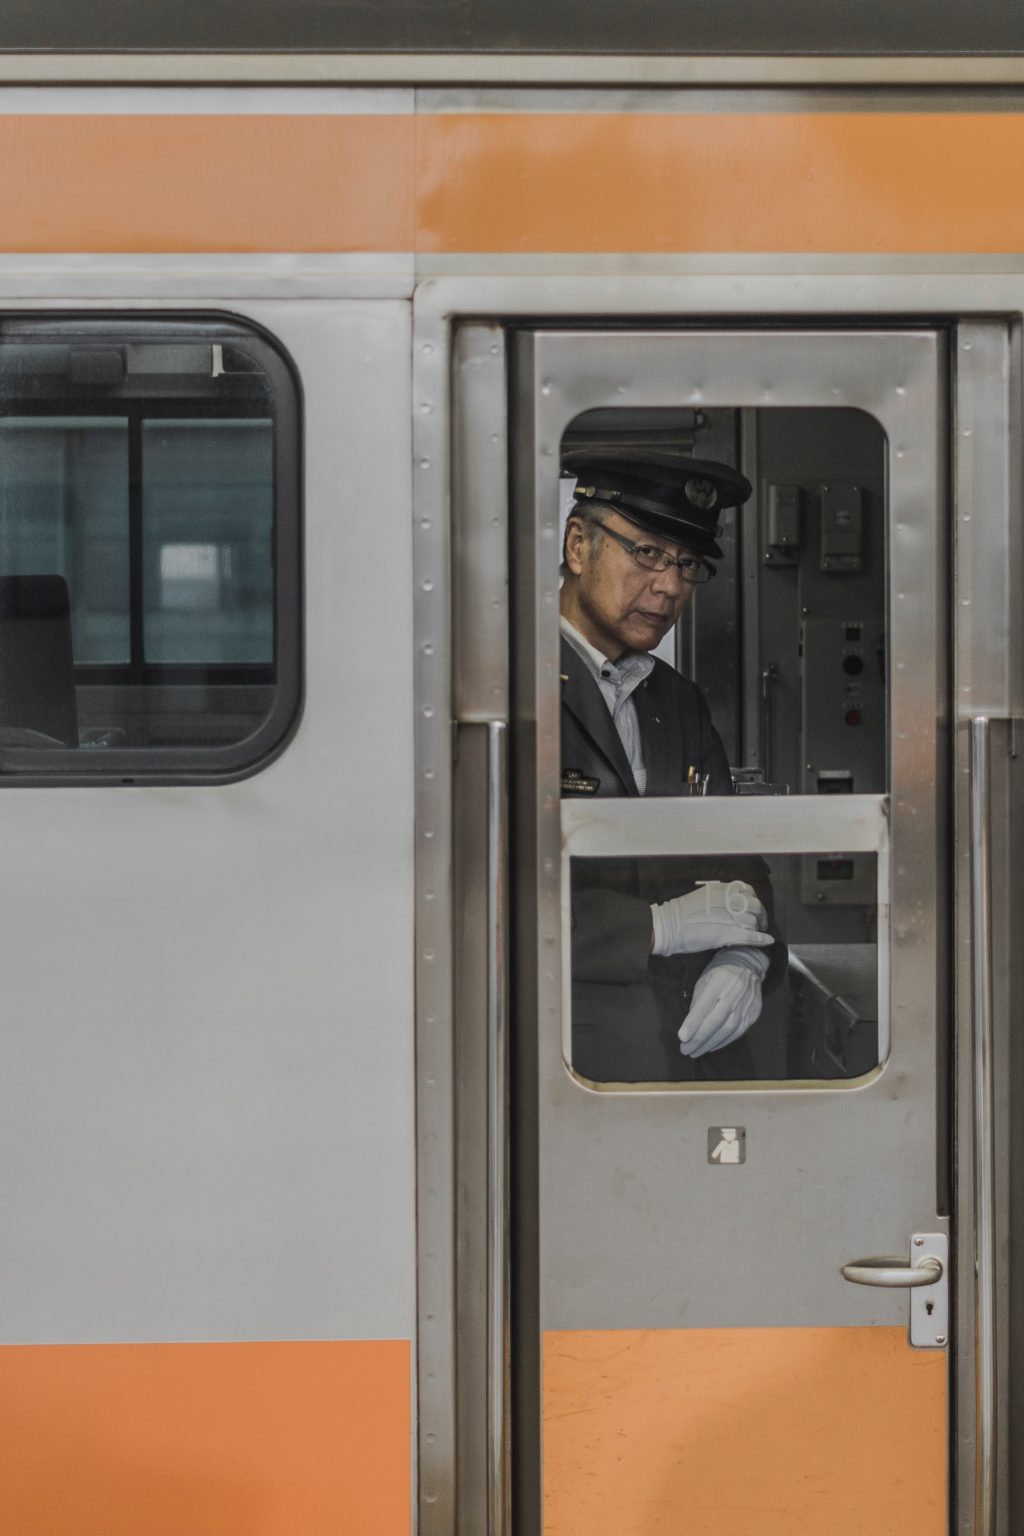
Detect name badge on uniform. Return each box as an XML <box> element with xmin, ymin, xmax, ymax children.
<box><xmin>561</xmin><ymin>768</ymin><xmax>600</xmax><ymax>795</ymax></box>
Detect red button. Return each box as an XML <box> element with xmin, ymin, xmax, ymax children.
<box><xmin>845</xmin><ymin>709</ymin><xmax>862</xmax><ymax>726</ymax></box>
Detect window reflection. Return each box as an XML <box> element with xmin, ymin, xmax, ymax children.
<box><xmin>0</xmin><ymin>418</ymin><xmax>130</xmax><ymax>664</ymax></box>
<box><xmin>557</xmin><ymin>412</ymin><xmax>886</xmax><ymax>1087</ymax></box>
<box><xmin>143</xmin><ymin>420</ymin><xmax>273</xmax><ymax>665</ymax></box>
<box><xmin>568</xmin><ymin>854</ymin><xmax>878</xmax><ymax>1084</ymax></box>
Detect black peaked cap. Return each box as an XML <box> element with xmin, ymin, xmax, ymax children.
<box><xmin>562</xmin><ymin>448</ymin><xmax>752</xmax><ymax>561</ymax></box>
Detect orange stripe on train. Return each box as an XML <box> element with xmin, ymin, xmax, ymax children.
<box><xmin>1</xmin><ymin>111</ymin><xmax>1023</xmax><ymax>253</ymax></box>
<box><xmin>0</xmin><ymin>116</ymin><xmax>415</xmax><ymax>252</ymax></box>
<box><xmin>543</xmin><ymin>1325</ymin><xmax>946</xmax><ymax>1536</ymax></box>
<box><xmin>416</xmin><ymin>112</ymin><xmax>1024</xmax><ymax>253</ymax></box>
<box><xmin>0</xmin><ymin>1337</ymin><xmax>410</xmax><ymax>1536</ymax></box>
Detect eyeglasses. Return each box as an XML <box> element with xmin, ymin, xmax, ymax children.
<box><xmin>588</xmin><ymin>519</ymin><xmax>715</xmax><ymax>584</ymax></box>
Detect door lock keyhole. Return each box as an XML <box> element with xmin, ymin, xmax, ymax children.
<box><xmin>925</xmin><ymin>1300</ymin><xmax>934</xmax><ymax>1316</ymax></box>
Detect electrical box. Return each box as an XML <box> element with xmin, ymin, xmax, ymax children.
<box><xmin>765</xmin><ymin>482</ymin><xmax>803</xmax><ymax>563</ymax></box>
<box><xmin>819</xmin><ymin>482</ymin><xmax>864</xmax><ymax>572</ymax></box>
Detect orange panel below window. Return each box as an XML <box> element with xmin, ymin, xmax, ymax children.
<box><xmin>0</xmin><ymin>1337</ymin><xmax>410</xmax><ymax>1536</ymax></box>
<box><xmin>543</xmin><ymin>1325</ymin><xmax>946</xmax><ymax>1536</ymax></box>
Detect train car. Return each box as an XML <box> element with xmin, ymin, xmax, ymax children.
<box><xmin>0</xmin><ymin>8</ymin><xmax>1022</xmax><ymax>1535</ymax></box>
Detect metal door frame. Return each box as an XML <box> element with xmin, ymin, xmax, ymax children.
<box><xmin>415</xmin><ymin>279</ymin><xmax>1024</xmax><ymax>1536</ymax></box>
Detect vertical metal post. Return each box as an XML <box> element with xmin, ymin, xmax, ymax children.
<box><xmin>487</xmin><ymin>720</ymin><xmax>510</xmax><ymax>1536</ymax></box>
<box><xmin>970</xmin><ymin>715</ymin><xmax>997</xmax><ymax>1536</ymax></box>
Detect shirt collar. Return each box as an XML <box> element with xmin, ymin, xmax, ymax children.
<box><xmin>559</xmin><ymin>615</ymin><xmax>655</xmax><ymax>687</ymax></box>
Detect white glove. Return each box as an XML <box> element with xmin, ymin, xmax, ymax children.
<box><xmin>651</xmin><ymin>880</ymin><xmax>772</xmax><ymax>958</ymax></box>
<box><xmin>678</xmin><ymin>946</ymin><xmax>770</xmax><ymax>1058</ymax></box>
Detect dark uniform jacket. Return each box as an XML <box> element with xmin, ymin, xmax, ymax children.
<box><xmin>561</xmin><ymin>636</ymin><xmax>785</xmax><ymax>1083</ymax></box>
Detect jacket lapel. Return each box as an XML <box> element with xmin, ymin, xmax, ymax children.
<box><xmin>560</xmin><ymin>638</ymin><xmax>638</xmax><ymax>796</ymax></box>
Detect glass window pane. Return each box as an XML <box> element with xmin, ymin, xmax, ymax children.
<box><xmin>568</xmin><ymin>851</ymin><xmax>880</xmax><ymax>1085</ymax></box>
<box><xmin>0</xmin><ymin>418</ymin><xmax>130</xmax><ymax>664</ymax></box>
<box><xmin>142</xmin><ymin>420</ymin><xmax>273</xmax><ymax>665</ymax></box>
<box><xmin>558</xmin><ymin>403</ymin><xmax>888</xmax><ymax>1086</ymax></box>
<box><xmin>0</xmin><ymin>320</ymin><xmax>299</xmax><ymax>777</ymax></box>
<box><xmin>560</xmin><ymin>404</ymin><xmax>887</xmax><ymax>794</ymax></box>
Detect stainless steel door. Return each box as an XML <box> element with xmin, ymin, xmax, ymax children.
<box><xmin>510</xmin><ymin>329</ymin><xmax>949</xmax><ymax>1536</ymax></box>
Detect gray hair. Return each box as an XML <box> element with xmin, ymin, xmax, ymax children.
<box><xmin>560</xmin><ymin>501</ymin><xmax>610</xmax><ymax>576</ymax></box>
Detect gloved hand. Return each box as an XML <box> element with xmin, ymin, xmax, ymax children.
<box><xmin>678</xmin><ymin>946</ymin><xmax>770</xmax><ymax>1058</ymax></box>
<box><xmin>651</xmin><ymin>880</ymin><xmax>772</xmax><ymax>958</ymax></box>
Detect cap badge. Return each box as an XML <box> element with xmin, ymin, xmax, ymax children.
<box><xmin>685</xmin><ymin>476</ymin><xmax>719</xmax><ymax>511</ymax></box>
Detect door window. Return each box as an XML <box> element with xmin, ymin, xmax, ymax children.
<box><xmin>554</xmin><ymin>391</ymin><xmax>904</xmax><ymax>1086</ymax></box>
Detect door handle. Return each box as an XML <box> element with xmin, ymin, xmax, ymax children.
<box><xmin>841</xmin><ymin>1234</ymin><xmax>948</xmax><ymax>1349</ymax></box>
<box><xmin>841</xmin><ymin>1255</ymin><xmax>942</xmax><ymax>1288</ymax></box>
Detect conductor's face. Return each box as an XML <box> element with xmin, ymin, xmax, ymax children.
<box><xmin>561</xmin><ymin>509</ymin><xmax>698</xmax><ymax>660</ymax></box>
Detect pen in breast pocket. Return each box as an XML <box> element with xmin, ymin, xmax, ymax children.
<box><xmin>699</xmin><ymin>773</ymin><xmax>710</xmax><ymax>796</ymax></box>
<box><xmin>687</xmin><ymin>765</ymin><xmax>698</xmax><ymax>796</ymax></box>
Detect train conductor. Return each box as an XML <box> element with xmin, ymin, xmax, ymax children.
<box><xmin>559</xmin><ymin>448</ymin><xmax>785</xmax><ymax>1082</ymax></box>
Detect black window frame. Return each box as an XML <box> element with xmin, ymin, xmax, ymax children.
<box><xmin>0</xmin><ymin>311</ymin><xmax>303</xmax><ymax>785</ymax></box>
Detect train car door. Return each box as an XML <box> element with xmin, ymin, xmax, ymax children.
<box><xmin>441</xmin><ymin>322</ymin><xmax>965</xmax><ymax>1536</ymax></box>
<box><xmin>513</xmin><ymin>326</ymin><xmax>950</xmax><ymax>1534</ymax></box>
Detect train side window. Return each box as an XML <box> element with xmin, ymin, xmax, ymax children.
<box><xmin>0</xmin><ymin>315</ymin><xmax>300</xmax><ymax>781</ymax></box>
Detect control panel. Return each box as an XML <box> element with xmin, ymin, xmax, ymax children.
<box><xmin>799</xmin><ymin>615</ymin><xmax>885</xmax><ymax>905</ymax></box>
